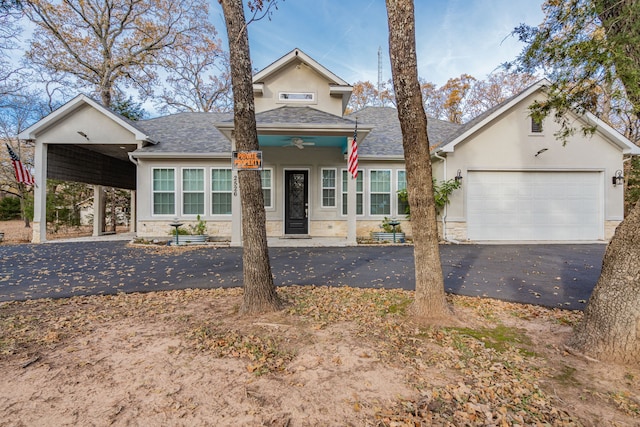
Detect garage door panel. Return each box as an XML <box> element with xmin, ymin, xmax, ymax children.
<box><xmin>467</xmin><ymin>171</ymin><xmax>602</xmax><ymax>241</ymax></box>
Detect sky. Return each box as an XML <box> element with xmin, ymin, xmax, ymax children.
<box><xmin>209</xmin><ymin>0</ymin><xmax>545</xmax><ymax>87</ymax></box>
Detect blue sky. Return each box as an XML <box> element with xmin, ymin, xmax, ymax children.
<box><xmin>210</xmin><ymin>0</ymin><xmax>544</xmax><ymax>87</ymax></box>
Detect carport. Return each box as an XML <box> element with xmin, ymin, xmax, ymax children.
<box><xmin>18</xmin><ymin>95</ymin><xmax>153</xmax><ymax>243</ymax></box>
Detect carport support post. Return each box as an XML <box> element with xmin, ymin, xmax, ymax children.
<box><xmin>31</xmin><ymin>142</ymin><xmax>48</xmax><ymax>243</ymax></box>
<box><xmin>93</xmin><ymin>185</ymin><xmax>105</xmax><ymax>236</ymax></box>
<box><xmin>129</xmin><ymin>190</ymin><xmax>136</xmax><ymax>232</ymax></box>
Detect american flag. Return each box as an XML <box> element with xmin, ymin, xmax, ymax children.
<box><xmin>6</xmin><ymin>143</ymin><xmax>35</xmax><ymax>186</ymax></box>
<box><xmin>348</xmin><ymin>119</ymin><xmax>358</xmax><ymax>179</ymax></box>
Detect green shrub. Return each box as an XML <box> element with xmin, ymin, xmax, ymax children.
<box><xmin>0</xmin><ymin>197</ymin><xmax>21</xmax><ymax>220</ymax></box>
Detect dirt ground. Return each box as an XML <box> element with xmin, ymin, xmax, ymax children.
<box><xmin>1</xmin><ymin>220</ymin><xmax>639</xmax><ymax>426</ymax></box>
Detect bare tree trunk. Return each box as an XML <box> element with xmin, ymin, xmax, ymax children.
<box><xmin>385</xmin><ymin>0</ymin><xmax>451</xmax><ymax>319</ymax></box>
<box><xmin>219</xmin><ymin>0</ymin><xmax>281</xmax><ymax>314</ymax></box>
<box><xmin>568</xmin><ymin>0</ymin><xmax>640</xmax><ymax>363</ymax></box>
<box><xmin>568</xmin><ymin>202</ymin><xmax>640</xmax><ymax>363</ymax></box>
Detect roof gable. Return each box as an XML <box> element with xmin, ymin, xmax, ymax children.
<box><xmin>18</xmin><ymin>94</ymin><xmax>152</xmax><ymax>143</ymax></box>
<box><xmin>253</xmin><ymin>48</ymin><xmax>350</xmax><ymax>87</ymax></box>
<box><xmin>438</xmin><ymin>79</ymin><xmax>640</xmax><ymax>155</ymax></box>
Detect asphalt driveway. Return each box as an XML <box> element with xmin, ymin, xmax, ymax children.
<box><xmin>0</xmin><ymin>242</ymin><xmax>606</xmax><ymax>310</ymax></box>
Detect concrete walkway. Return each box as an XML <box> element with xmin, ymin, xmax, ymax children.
<box><xmin>0</xmin><ymin>241</ymin><xmax>605</xmax><ymax>310</ymax></box>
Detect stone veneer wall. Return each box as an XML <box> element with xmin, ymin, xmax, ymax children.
<box><xmin>137</xmin><ymin>220</ymin><xmax>232</xmax><ymax>240</ymax></box>
<box><xmin>604</xmin><ymin>220</ymin><xmax>621</xmax><ymax>241</ymax></box>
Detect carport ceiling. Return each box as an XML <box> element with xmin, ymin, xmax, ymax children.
<box><xmin>77</xmin><ymin>143</ymin><xmax>138</xmax><ymax>162</ymax></box>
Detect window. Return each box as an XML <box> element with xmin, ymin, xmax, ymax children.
<box><xmin>397</xmin><ymin>170</ymin><xmax>408</xmax><ymax>216</ymax></box>
<box><xmin>321</xmin><ymin>169</ymin><xmax>337</xmax><ymax>207</ymax></box>
<box><xmin>152</xmin><ymin>168</ymin><xmax>175</xmax><ymax>215</ymax></box>
<box><xmin>182</xmin><ymin>168</ymin><xmax>204</xmax><ymax>215</ymax></box>
<box><xmin>531</xmin><ymin>117</ymin><xmax>543</xmax><ymax>133</ymax></box>
<box><xmin>261</xmin><ymin>169</ymin><xmax>273</xmax><ymax>208</ymax></box>
<box><xmin>211</xmin><ymin>168</ymin><xmax>232</xmax><ymax>215</ymax></box>
<box><xmin>342</xmin><ymin>170</ymin><xmax>363</xmax><ymax>215</ymax></box>
<box><xmin>278</xmin><ymin>92</ymin><xmax>315</xmax><ymax>102</ymax></box>
<box><xmin>369</xmin><ymin>170</ymin><xmax>391</xmax><ymax>215</ymax></box>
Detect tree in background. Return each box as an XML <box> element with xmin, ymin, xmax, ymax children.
<box><xmin>347</xmin><ymin>80</ymin><xmax>394</xmax><ymax>113</ymax></box>
<box><xmin>465</xmin><ymin>71</ymin><xmax>538</xmax><ymax>118</ymax></box>
<box><xmin>0</xmin><ymin>93</ymin><xmax>51</xmax><ymax>227</ymax></box>
<box><xmin>23</xmin><ymin>0</ymin><xmax>218</xmax><ymax>108</ymax></box>
<box><xmin>156</xmin><ymin>44</ymin><xmax>233</xmax><ymax>114</ymax></box>
<box><xmin>219</xmin><ymin>0</ymin><xmax>282</xmax><ymax>314</ymax></box>
<box><xmin>513</xmin><ymin>0</ymin><xmax>640</xmax><ymax>363</ymax></box>
<box><xmin>385</xmin><ymin>0</ymin><xmax>450</xmax><ymax>320</ymax></box>
<box><xmin>351</xmin><ymin>72</ymin><xmax>536</xmax><ymax>123</ymax></box>
<box><xmin>0</xmin><ymin>0</ymin><xmax>26</xmax><ymax>99</ymax></box>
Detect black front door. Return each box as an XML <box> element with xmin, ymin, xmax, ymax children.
<box><xmin>284</xmin><ymin>170</ymin><xmax>308</xmax><ymax>234</ymax></box>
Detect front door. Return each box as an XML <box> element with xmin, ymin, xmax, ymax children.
<box><xmin>284</xmin><ymin>170</ymin><xmax>308</xmax><ymax>234</ymax></box>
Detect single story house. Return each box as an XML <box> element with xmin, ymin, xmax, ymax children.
<box><xmin>19</xmin><ymin>48</ymin><xmax>640</xmax><ymax>244</ymax></box>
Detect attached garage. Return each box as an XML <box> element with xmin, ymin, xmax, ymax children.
<box><xmin>466</xmin><ymin>171</ymin><xmax>603</xmax><ymax>241</ymax></box>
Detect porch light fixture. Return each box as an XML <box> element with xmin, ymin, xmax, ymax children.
<box><xmin>612</xmin><ymin>170</ymin><xmax>624</xmax><ymax>187</ymax></box>
<box><xmin>454</xmin><ymin>169</ymin><xmax>463</xmax><ymax>182</ymax></box>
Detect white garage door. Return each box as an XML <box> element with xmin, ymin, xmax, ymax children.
<box><xmin>467</xmin><ymin>171</ymin><xmax>603</xmax><ymax>241</ymax></box>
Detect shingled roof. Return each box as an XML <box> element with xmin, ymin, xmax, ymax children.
<box><xmin>348</xmin><ymin>107</ymin><xmax>460</xmax><ymax>157</ymax></box>
<box><xmin>135</xmin><ymin>112</ymin><xmax>232</xmax><ymax>154</ymax></box>
<box><xmin>132</xmin><ymin>106</ymin><xmax>462</xmax><ymax>158</ymax></box>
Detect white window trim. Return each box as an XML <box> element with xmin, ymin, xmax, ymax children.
<box><xmin>321</xmin><ymin>168</ymin><xmax>338</xmax><ymax>208</ymax></box>
<box><xmin>396</xmin><ymin>169</ymin><xmax>407</xmax><ymax>217</ymax></box>
<box><xmin>368</xmin><ymin>169</ymin><xmax>392</xmax><ymax>216</ymax></box>
<box><xmin>529</xmin><ymin>116</ymin><xmax>544</xmax><ymax>135</ymax></box>
<box><xmin>181</xmin><ymin>167</ymin><xmax>205</xmax><ymax>217</ymax></box>
<box><xmin>152</xmin><ymin>167</ymin><xmax>176</xmax><ymax>216</ymax></box>
<box><xmin>210</xmin><ymin>167</ymin><xmax>233</xmax><ymax>216</ymax></box>
<box><xmin>261</xmin><ymin>168</ymin><xmax>274</xmax><ymax>209</ymax></box>
<box><xmin>277</xmin><ymin>91</ymin><xmax>316</xmax><ymax>103</ymax></box>
<box><xmin>340</xmin><ymin>168</ymin><xmax>364</xmax><ymax>217</ymax></box>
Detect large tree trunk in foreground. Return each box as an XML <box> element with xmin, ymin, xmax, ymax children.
<box><xmin>219</xmin><ymin>0</ymin><xmax>281</xmax><ymax>314</ymax></box>
<box><xmin>385</xmin><ymin>0</ymin><xmax>450</xmax><ymax>319</ymax></box>
<box><xmin>568</xmin><ymin>0</ymin><xmax>640</xmax><ymax>364</ymax></box>
<box><xmin>569</xmin><ymin>203</ymin><xmax>640</xmax><ymax>363</ymax></box>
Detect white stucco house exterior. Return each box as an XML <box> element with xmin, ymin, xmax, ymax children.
<box><xmin>19</xmin><ymin>48</ymin><xmax>640</xmax><ymax>244</ymax></box>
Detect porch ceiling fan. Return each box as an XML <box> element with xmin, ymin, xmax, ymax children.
<box><xmin>289</xmin><ymin>137</ymin><xmax>315</xmax><ymax>149</ymax></box>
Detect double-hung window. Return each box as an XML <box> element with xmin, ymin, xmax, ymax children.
<box><xmin>152</xmin><ymin>168</ymin><xmax>175</xmax><ymax>215</ymax></box>
<box><xmin>261</xmin><ymin>169</ymin><xmax>273</xmax><ymax>208</ymax></box>
<box><xmin>182</xmin><ymin>168</ymin><xmax>204</xmax><ymax>215</ymax></box>
<box><xmin>342</xmin><ymin>170</ymin><xmax>363</xmax><ymax>215</ymax></box>
<box><xmin>369</xmin><ymin>170</ymin><xmax>391</xmax><ymax>215</ymax></box>
<box><xmin>211</xmin><ymin>168</ymin><xmax>232</xmax><ymax>215</ymax></box>
<box><xmin>321</xmin><ymin>168</ymin><xmax>337</xmax><ymax>207</ymax></box>
<box><xmin>397</xmin><ymin>170</ymin><xmax>408</xmax><ymax>216</ymax></box>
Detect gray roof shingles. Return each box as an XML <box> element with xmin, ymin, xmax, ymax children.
<box><xmin>135</xmin><ymin>112</ymin><xmax>232</xmax><ymax>153</ymax></box>
<box><xmin>349</xmin><ymin>107</ymin><xmax>460</xmax><ymax>156</ymax></box>
<box><xmin>132</xmin><ymin>106</ymin><xmax>462</xmax><ymax>157</ymax></box>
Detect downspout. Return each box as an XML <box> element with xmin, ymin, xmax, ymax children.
<box><xmin>433</xmin><ymin>151</ymin><xmax>460</xmax><ymax>244</ymax></box>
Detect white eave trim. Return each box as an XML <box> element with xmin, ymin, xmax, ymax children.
<box><xmin>130</xmin><ymin>151</ymin><xmax>232</xmax><ymax>159</ymax></box>
<box><xmin>18</xmin><ymin>94</ymin><xmax>153</xmax><ymax>143</ymax></box>
<box><xmin>253</xmin><ymin>83</ymin><xmax>264</xmax><ymax>95</ymax></box>
<box><xmin>329</xmin><ymin>85</ymin><xmax>353</xmax><ymax>95</ymax></box>
<box><xmin>582</xmin><ymin>111</ymin><xmax>640</xmax><ymax>155</ymax></box>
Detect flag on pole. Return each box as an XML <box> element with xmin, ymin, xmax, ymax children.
<box><xmin>5</xmin><ymin>143</ymin><xmax>35</xmax><ymax>186</ymax></box>
<box><xmin>348</xmin><ymin>119</ymin><xmax>358</xmax><ymax>179</ymax></box>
